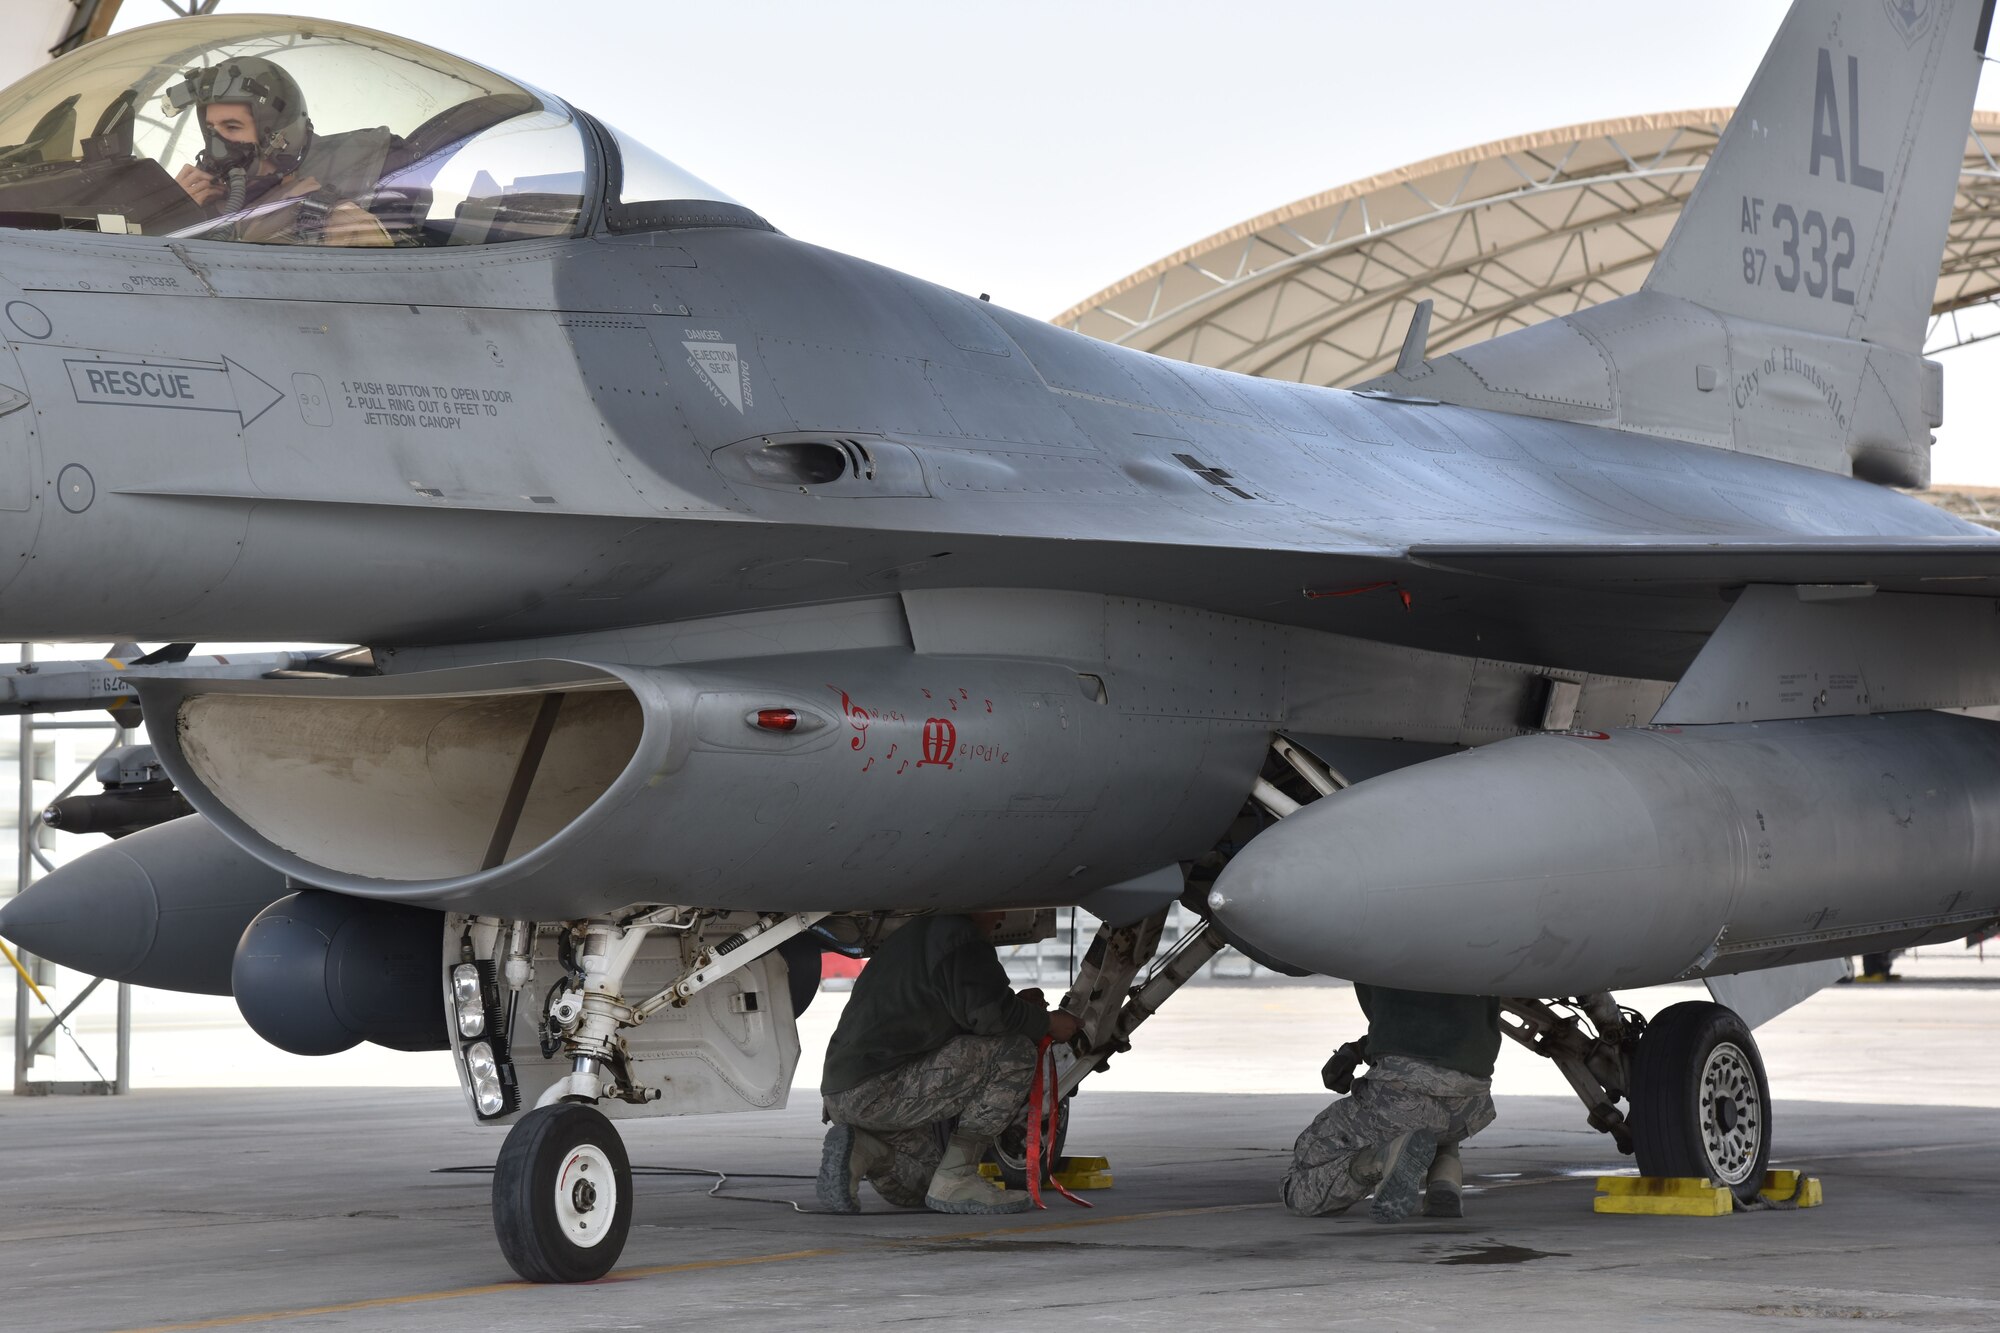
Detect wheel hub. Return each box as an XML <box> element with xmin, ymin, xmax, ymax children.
<box><xmin>556</xmin><ymin>1145</ymin><xmax>618</xmax><ymax>1247</ymax></box>
<box><xmin>1697</xmin><ymin>1041</ymin><xmax>1762</xmax><ymax>1186</ymax></box>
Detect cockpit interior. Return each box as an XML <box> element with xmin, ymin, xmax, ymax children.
<box><xmin>0</xmin><ymin>16</ymin><xmax>748</xmax><ymax>247</ymax></box>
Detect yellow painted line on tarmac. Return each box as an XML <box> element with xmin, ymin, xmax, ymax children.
<box><xmin>111</xmin><ymin>1201</ymin><xmax>1281</xmax><ymax>1331</ymax></box>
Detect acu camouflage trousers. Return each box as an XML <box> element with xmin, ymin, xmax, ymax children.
<box><xmin>1282</xmin><ymin>1054</ymin><xmax>1497</xmax><ymax>1217</ymax></box>
<box><xmin>822</xmin><ymin>1033</ymin><xmax>1038</xmax><ymax>1208</ymax></box>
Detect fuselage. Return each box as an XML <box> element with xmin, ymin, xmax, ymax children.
<box><xmin>0</xmin><ymin>222</ymin><xmax>1981</xmax><ymax>679</ymax></box>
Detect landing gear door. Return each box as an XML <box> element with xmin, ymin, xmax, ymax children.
<box><xmin>442</xmin><ymin>915</ymin><xmax>802</xmax><ymax>1128</ymax></box>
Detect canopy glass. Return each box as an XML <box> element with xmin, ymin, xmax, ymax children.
<box><xmin>0</xmin><ymin>16</ymin><xmax>738</xmax><ymax>247</ymax></box>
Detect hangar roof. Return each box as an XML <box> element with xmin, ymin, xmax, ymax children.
<box><xmin>1055</xmin><ymin>110</ymin><xmax>2000</xmax><ymax>386</ymax></box>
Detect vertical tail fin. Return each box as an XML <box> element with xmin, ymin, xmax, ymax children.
<box><xmin>1359</xmin><ymin>0</ymin><xmax>1991</xmax><ymax>487</ymax></box>
<box><xmin>1646</xmin><ymin>0</ymin><xmax>1993</xmax><ymax>353</ymax></box>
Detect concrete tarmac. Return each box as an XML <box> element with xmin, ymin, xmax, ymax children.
<box><xmin>2</xmin><ymin>964</ymin><xmax>1997</xmax><ymax>1332</ymax></box>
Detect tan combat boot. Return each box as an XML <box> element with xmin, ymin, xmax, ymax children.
<box><xmin>1422</xmin><ymin>1139</ymin><xmax>1463</xmax><ymax>1218</ymax></box>
<box><xmin>816</xmin><ymin>1123</ymin><xmax>894</xmax><ymax>1214</ymax></box>
<box><xmin>1357</xmin><ymin>1129</ymin><xmax>1439</xmax><ymax>1224</ymax></box>
<box><xmin>923</xmin><ymin>1132</ymin><xmax>1033</xmax><ymax>1214</ymax></box>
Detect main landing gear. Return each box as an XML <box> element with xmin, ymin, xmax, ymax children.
<box><xmin>984</xmin><ymin>901</ymin><xmax>1231</xmax><ymax>1189</ymax></box>
<box><xmin>1503</xmin><ymin>993</ymin><xmax>1773</xmax><ymax>1203</ymax></box>
<box><xmin>1242</xmin><ymin>733</ymin><xmax>1777</xmax><ymax>1201</ymax></box>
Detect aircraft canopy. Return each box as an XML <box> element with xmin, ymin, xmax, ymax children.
<box><xmin>0</xmin><ymin>15</ymin><xmax>739</xmax><ymax>247</ymax></box>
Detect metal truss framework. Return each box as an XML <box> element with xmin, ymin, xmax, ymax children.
<box><xmin>10</xmin><ymin>646</ymin><xmax>130</xmax><ymax>1096</ymax></box>
<box><xmin>48</xmin><ymin>1</ymin><xmax>128</xmax><ymax>62</ymax></box>
<box><xmin>1056</xmin><ymin>110</ymin><xmax>2000</xmax><ymax>385</ymax></box>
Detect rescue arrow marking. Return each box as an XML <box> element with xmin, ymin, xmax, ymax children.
<box><xmin>64</xmin><ymin>355</ymin><xmax>285</xmax><ymax>427</ymax></box>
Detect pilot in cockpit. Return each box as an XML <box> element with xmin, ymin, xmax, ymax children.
<box><xmin>166</xmin><ymin>57</ymin><xmax>390</xmax><ymax>248</ymax></box>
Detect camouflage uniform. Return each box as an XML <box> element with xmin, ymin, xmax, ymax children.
<box><xmin>1281</xmin><ymin>1054</ymin><xmax>1496</xmax><ymax>1217</ymax></box>
<box><xmin>822</xmin><ymin>1032</ymin><xmax>1037</xmax><ymax>1207</ymax></box>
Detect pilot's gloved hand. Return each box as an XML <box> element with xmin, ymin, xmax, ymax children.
<box><xmin>175</xmin><ymin>164</ymin><xmax>223</xmax><ymax>207</ymax></box>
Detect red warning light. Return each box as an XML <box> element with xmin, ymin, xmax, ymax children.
<box><xmin>753</xmin><ymin>708</ymin><xmax>800</xmax><ymax>732</ymax></box>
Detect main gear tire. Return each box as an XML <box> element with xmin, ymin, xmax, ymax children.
<box><xmin>1628</xmin><ymin>1000</ymin><xmax>1771</xmax><ymax>1203</ymax></box>
<box><xmin>988</xmin><ymin>1095</ymin><xmax>1070</xmax><ymax>1191</ymax></box>
<box><xmin>492</xmin><ymin>1102</ymin><xmax>634</xmax><ymax>1282</ymax></box>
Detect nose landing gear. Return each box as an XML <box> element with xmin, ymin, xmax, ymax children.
<box><xmin>478</xmin><ymin>909</ymin><xmax>825</xmax><ymax>1282</ymax></box>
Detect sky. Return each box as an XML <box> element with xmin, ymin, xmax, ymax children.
<box><xmin>105</xmin><ymin>0</ymin><xmax>2000</xmax><ymax>484</ymax></box>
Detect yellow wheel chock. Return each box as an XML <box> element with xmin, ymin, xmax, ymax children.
<box><xmin>1593</xmin><ymin>1169</ymin><xmax>1822</xmax><ymax>1215</ymax></box>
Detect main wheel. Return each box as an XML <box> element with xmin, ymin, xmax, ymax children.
<box><xmin>1628</xmin><ymin>1001</ymin><xmax>1771</xmax><ymax>1203</ymax></box>
<box><xmin>988</xmin><ymin>1096</ymin><xmax>1070</xmax><ymax>1191</ymax></box>
<box><xmin>492</xmin><ymin>1102</ymin><xmax>634</xmax><ymax>1283</ymax></box>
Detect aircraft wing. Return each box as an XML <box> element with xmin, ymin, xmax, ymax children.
<box><xmin>1408</xmin><ymin>535</ymin><xmax>2000</xmax><ymax>594</ymax></box>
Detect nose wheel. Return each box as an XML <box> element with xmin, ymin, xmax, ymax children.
<box><xmin>492</xmin><ymin>1102</ymin><xmax>634</xmax><ymax>1282</ymax></box>
<box><xmin>1628</xmin><ymin>1000</ymin><xmax>1771</xmax><ymax>1203</ymax></box>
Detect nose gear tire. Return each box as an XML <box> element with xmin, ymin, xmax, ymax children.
<box><xmin>492</xmin><ymin>1102</ymin><xmax>635</xmax><ymax>1283</ymax></box>
<box><xmin>1628</xmin><ymin>1000</ymin><xmax>1771</xmax><ymax>1204</ymax></box>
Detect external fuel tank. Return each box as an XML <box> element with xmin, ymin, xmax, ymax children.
<box><xmin>1209</xmin><ymin>712</ymin><xmax>2000</xmax><ymax>995</ymax></box>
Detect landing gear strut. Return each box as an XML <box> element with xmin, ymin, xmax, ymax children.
<box><xmin>1500</xmin><ymin>994</ymin><xmax>1637</xmax><ymax>1153</ymax></box>
<box><xmin>1505</xmin><ymin>993</ymin><xmax>1773</xmax><ymax>1202</ymax></box>
<box><xmin>986</xmin><ymin>902</ymin><xmax>1230</xmax><ymax>1188</ymax></box>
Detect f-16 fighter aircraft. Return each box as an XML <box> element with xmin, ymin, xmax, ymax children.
<box><xmin>2</xmin><ymin>1</ymin><xmax>1998</xmax><ymax>1282</ymax></box>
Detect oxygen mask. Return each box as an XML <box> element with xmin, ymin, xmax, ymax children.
<box><xmin>194</xmin><ymin>133</ymin><xmax>257</xmax><ymax>211</ymax></box>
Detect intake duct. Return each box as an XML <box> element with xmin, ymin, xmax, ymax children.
<box><xmin>135</xmin><ymin>650</ymin><xmax>1259</xmax><ymax>919</ymax></box>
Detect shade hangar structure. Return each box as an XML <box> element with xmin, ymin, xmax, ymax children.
<box><xmin>1056</xmin><ymin>109</ymin><xmax>2000</xmax><ymax>384</ymax></box>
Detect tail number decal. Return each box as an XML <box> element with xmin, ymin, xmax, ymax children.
<box><xmin>1740</xmin><ymin>197</ymin><xmax>1858</xmax><ymax>306</ymax></box>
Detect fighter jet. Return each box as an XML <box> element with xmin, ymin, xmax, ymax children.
<box><xmin>0</xmin><ymin>0</ymin><xmax>1996</xmax><ymax>1282</ymax></box>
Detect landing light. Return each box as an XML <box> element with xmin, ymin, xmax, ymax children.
<box><xmin>452</xmin><ymin>962</ymin><xmax>486</xmax><ymax>1037</ymax></box>
<box><xmin>465</xmin><ymin>1040</ymin><xmax>505</xmax><ymax>1116</ymax></box>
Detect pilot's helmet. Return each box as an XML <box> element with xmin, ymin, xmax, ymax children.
<box><xmin>164</xmin><ymin>56</ymin><xmax>312</xmax><ymax>176</ymax></box>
